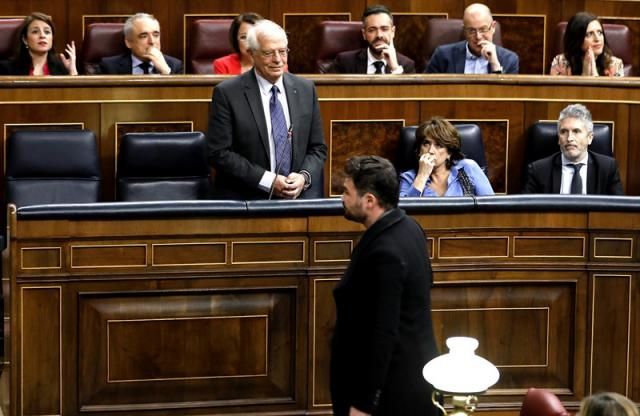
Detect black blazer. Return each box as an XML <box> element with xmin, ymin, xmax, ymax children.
<box><xmin>0</xmin><ymin>56</ymin><xmax>71</xmax><ymax>75</ymax></box>
<box><xmin>425</xmin><ymin>40</ymin><xmax>519</xmax><ymax>74</ymax></box>
<box><xmin>327</xmin><ymin>47</ymin><xmax>416</xmax><ymax>74</ymax></box>
<box><xmin>206</xmin><ymin>70</ymin><xmax>327</xmax><ymax>199</ymax></box>
<box><xmin>522</xmin><ymin>150</ymin><xmax>624</xmax><ymax>195</ymax></box>
<box><xmin>97</xmin><ymin>52</ymin><xmax>183</xmax><ymax>74</ymax></box>
<box><xmin>330</xmin><ymin>209</ymin><xmax>439</xmax><ymax>416</ymax></box>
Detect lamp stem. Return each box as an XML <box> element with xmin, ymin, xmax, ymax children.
<box><xmin>431</xmin><ymin>391</ymin><xmax>448</xmax><ymax>416</ymax></box>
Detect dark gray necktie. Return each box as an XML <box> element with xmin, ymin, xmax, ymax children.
<box><xmin>373</xmin><ymin>61</ymin><xmax>384</xmax><ymax>74</ymax></box>
<box><xmin>139</xmin><ymin>61</ymin><xmax>150</xmax><ymax>74</ymax></box>
<box><xmin>570</xmin><ymin>163</ymin><xmax>584</xmax><ymax>194</ymax></box>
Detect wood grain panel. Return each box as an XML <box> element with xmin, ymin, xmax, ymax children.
<box><xmin>231</xmin><ymin>240</ymin><xmax>306</xmax><ymax>264</ymax></box>
<box><xmin>438</xmin><ymin>236</ymin><xmax>509</xmax><ymax>259</ymax></box>
<box><xmin>78</xmin><ymin>289</ymin><xmax>297</xmax><ymax>411</ymax></box>
<box><xmin>393</xmin><ymin>13</ymin><xmax>448</xmax><ymax>73</ymax></box>
<box><xmin>283</xmin><ymin>13</ymin><xmax>350</xmax><ymax>74</ymax></box>
<box><xmin>329</xmin><ymin>120</ymin><xmax>405</xmax><ymax>195</ymax></box>
<box><xmin>593</xmin><ymin>237</ymin><xmax>634</xmax><ymax>259</ymax></box>
<box><xmin>495</xmin><ymin>15</ymin><xmax>546</xmax><ymax>74</ymax></box>
<box><xmin>108</xmin><ymin>315</ymin><xmax>268</xmax><ymax>381</ymax></box>
<box><xmin>313</xmin><ymin>239</ymin><xmax>353</xmax><ymax>263</ymax></box>
<box><xmin>431</xmin><ymin>279</ymin><xmax>579</xmax><ymax>392</ymax></box>
<box><xmin>311</xmin><ymin>278</ymin><xmax>339</xmax><ymax>408</ymax></box>
<box><xmin>21</xmin><ymin>287</ymin><xmax>61</xmax><ymax>416</ymax></box>
<box><xmin>514</xmin><ymin>236</ymin><xmax>585</xmax><ymax>258</ymax></box>
<box><xmin>152</xmin><ymin>242</ymin><xmax>227</xmax><ymax>266</ymax></box>
<box><xmin>71</xmin><ymin>244</ymin><xmax>147</xmax><ymax>268</ymax></box>
<box><xmin>20</xmin><ymin>247</ymin><xmax>62</xmax><ymax>270</ymax></box>
<box><xmin>591</xmin><ymin>274</ymin><xmax>631</xmax><ymax>395</ymax></box>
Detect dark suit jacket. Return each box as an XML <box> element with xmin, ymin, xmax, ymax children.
<box><xmin>330</xmin><ymin>209</ymin><xmax>439</xmax><ymax>416</ymax></box>
<box><xmin>206</xmin><ymin>70</ymin><xmax>327</xmax><ymax>199</ymax></box>
<box><xmin>426</xmin><ymin>40</ymin><xmax>519</xmax><ymax>74</ymax></box>
<box><xmin>328</xmin><ymin>47</ymin><xmax>416</xmax><ymax>74</ymax></box>
<box><xmin>97</xmin><ymin>52</ymin><xmax>183</xmax><ymax>74</ymax></box>
<box><xmin>522</xmin><ymin>151</ymin><xmax>624</xmax><ymax>195</ymax></box>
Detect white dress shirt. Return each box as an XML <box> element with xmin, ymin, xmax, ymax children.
<box><xmin>560</xmin><ymin>153</ymin><xmax>589</xmax><ymax>194</ymax></box>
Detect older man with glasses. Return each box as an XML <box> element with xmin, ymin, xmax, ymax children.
<box><xmin>425</xmin><ymin>3</ymin><xmax>519</xmax><ymax>74</ymax></box>
<box><xmin>206</xmin><ymin>19</ymin><xmax>327</xmax><ymax>200</ymax></box>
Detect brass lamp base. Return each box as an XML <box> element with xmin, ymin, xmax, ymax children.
<box><xmin>432</xmin><ymin>391</ymin><xmax>478</xmax><ymax>416</ymax></box>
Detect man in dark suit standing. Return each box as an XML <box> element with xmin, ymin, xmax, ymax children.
<box><xmin>98</xmin><ymin>13</ymin><xmax>183</xmax><ymax>75</ymax></box>
<box><xmin>331</xmin><ymin>155</ymin><xmax>439</xmax><ymax>416</ymax></box>
<box><xmin>426</xmin><ymin>3</ymin><xmax>518</xmax><ymax>74</ymax></box>
<box><xmin>206</xmin><ymin>19</ymin><xmax>326</xmax><ymax>200</ymax></box>
<box><xmin>328</xmin><ymin>5</ymin><xmax>415</xmax><ymax>74</ymax></box>
<box><xmin>523</xmin><ymin>103</ymin><xmax>624</xmax><ymax>194</ymax></box>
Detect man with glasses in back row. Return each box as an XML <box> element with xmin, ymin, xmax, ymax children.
<box><xmin>426</xmin><ymin>3</ymin><xmax>519</xmax><ymax>74</ymax></box>
<box><xmin>206</xmin><ymin>19</ymin><xmax>327</xmax><ymax>200</ymax></box>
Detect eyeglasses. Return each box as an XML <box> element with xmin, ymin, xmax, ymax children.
<box><xmin>259</xmin><ymin>48</ymin><xmax>290</xmax><ymax>59</ymax></box>
<box><xmin>463</xmin><ymin>24</ymin><xmax>493</xmax><ymax>36</ymax></box>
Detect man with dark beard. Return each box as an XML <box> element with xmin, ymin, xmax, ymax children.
<box><xmin>326</xmin><ymin>5</ymin><xmax>415</xmax><ymax>74</ymax></box>
<box><xmin>331</xmin><ymin>155</ymin><xmax>439</xmax><ymax>416</ymax></box>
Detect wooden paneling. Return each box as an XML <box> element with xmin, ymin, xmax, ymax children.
<box><xmin>20</xmin><ymin>287</ymin><xmax>61</xmax><ymax>416</ymax></box>
<box><xmin>5</xmin><ymin>203</ymin><xmax>640</xmax><ymax>415</ymax></box>
<box><xmin>78</xmin><ymin>289</ymin><xmax>297</xmax><ymax>411</ymax></box>
<box><xmin>590</xmin><ymin>274</ymin><xmax>632</xmax><ymax>395</ymax></box>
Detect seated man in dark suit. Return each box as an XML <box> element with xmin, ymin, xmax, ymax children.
<box><xmin>328</xmin><ymin>5</ymin><xmax>415</xmax><ymax>74</ymax></box>
<box><xmin>426</xmin><ymin>3</ymin><xmax>519</xmax><ymax>74</ymax></box>
<box><xmin>98</xmin><ymin>13</ymin><xmax>182</xmax><ymax>74</ymax></box>
<box><xmin>522</xmin><ymin>103</ymin><xmax>624</xmax><ymax>195</ymax></box>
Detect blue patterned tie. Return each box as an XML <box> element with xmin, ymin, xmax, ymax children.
<box><xmin>270</xmin><ymin>85</ymin><xmax>291</xmax><ymax>176</ymax></box>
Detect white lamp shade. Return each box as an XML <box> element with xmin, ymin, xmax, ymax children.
<box><xmin>422</xmin><ymin>336</ymin><xmax>499</xmax><ymax>394</ymax></box>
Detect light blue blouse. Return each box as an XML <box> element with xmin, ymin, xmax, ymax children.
<box><xmin>399</xmin><ymin>158</ymin><xmax>494</xmax><ymax>197</ymax></box>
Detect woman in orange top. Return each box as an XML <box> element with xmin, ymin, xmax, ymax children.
<box><xmin>213</xmin><ymin>13</ymin><xmax>263</xmax><ymax>74</ymax></box>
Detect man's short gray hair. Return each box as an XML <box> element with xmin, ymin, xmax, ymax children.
<box><xmin>246</xmin><ymin>19</ymin><xmax>288</xmax><ymax>52</ymax></box>
<box><xmin>558</xmin><ymin>103</ymin><xmax>593</xmax><ymax>133</ymax></box>
<box><xmin>124</xmin><ymin>13</ymin><xmax>157</xmax><ymax>39</ymax></box>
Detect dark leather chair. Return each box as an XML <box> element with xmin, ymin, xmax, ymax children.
<box><xmin>526</xmin><ymin>121</ymin><xmax>613</xmax><ymax>165</ymax></box>
<box><xmin>314</xmin><ymin>20</ymin><xmax>364</xmax><ymax>73</ymax></box>
<box><xmin>396</xmin><ymin>124</ymin><xmax>487</xmax><ymax>174</ymax></box>
<box><xmin>424</xmin><ymin>18</ymin><xmax>502</xmax><ymax>67</ymax></box>
<box><xmin>6</xmin><ymin>129</ymin><xmax>101</xmax><ymax>207</ymax></box>
<box><xmin>190</xmin><ymin>19</ymin><xmax>233</xmax><ymax>74</ymax></box>
<box><xmin>81</xmin><ymin>22</ymin><xmax>127</xmax><ymax>74</ymax></box>
<box><xmin>116</xmin><ymin>132</ymin><xmax>211</xmax><ymax>201</ymax></box>
<box><xmin>520</xmin><ymin>388</ymin><xmax>569</xmax><ymax>416</ymax></box>
<box><xmin>553</xmin><ymin>22</ymin><xmax>633</xmax><ymax>76</ymax></box>
<box><xmin>0</xmin><ymin>18</ymin><xmax>22</xmax><ymax>61</ymax></box>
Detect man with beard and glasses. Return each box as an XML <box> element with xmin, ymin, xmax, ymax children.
<box><xmin>331</xmin><ymin>155</ymin><xmax>439</xmax><ymax>416</ymax></box>
<box><xmin>327</xmin><ymin>5</ymin><xmax>415</xmax><ymax>74</ymax></box>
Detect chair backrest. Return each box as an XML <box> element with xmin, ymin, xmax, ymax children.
<box><xmin>190</xmin><ymin>19</ymin><xmax>233</xmax><ymax>74</ymax></box>
<box><xmin>520</xmin><ymin>388</ymin><xmax>570</xmax><ymax>416</ymax></box>
<box><xmin>0</xmin><ymin>18</ymin><xmax>22</xmax><ymax>61</ymax></box>
<box><xmin>116</xmin><ymin>131</ymin><xmax>211</xmax><ymax>201</ymax></box>
<box><xmin>526</xmin><ymin>121</ymin><xmax>613</xmax><ymax>165</ymax></box>
<box><xmin>396</xmin><ymin>123</ymin><xmax>488</xmax><ymax>174</ymax></box>
<box><xmin>424</xmin><ymin>18</ymin><xmax>502</xmax><ymax>65</ymax></box>
<box><xmin>315</xmin><ymin>20</ymin><xmax>365</xmax><ymax>73</ymax></box>
<box><xmin>553</xmin><ymin>22</ymin><xmax>633</xmax><ymax>76</ymax></box>
<box><xmin>81</xmin><ymin>23</ymin><xmax>127</xmax><ymax>74</ymax></box>
<box><xmin>6</xmin><ymin>129</ymin><xmax>101</xmax><ymax>207</ymax></box>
